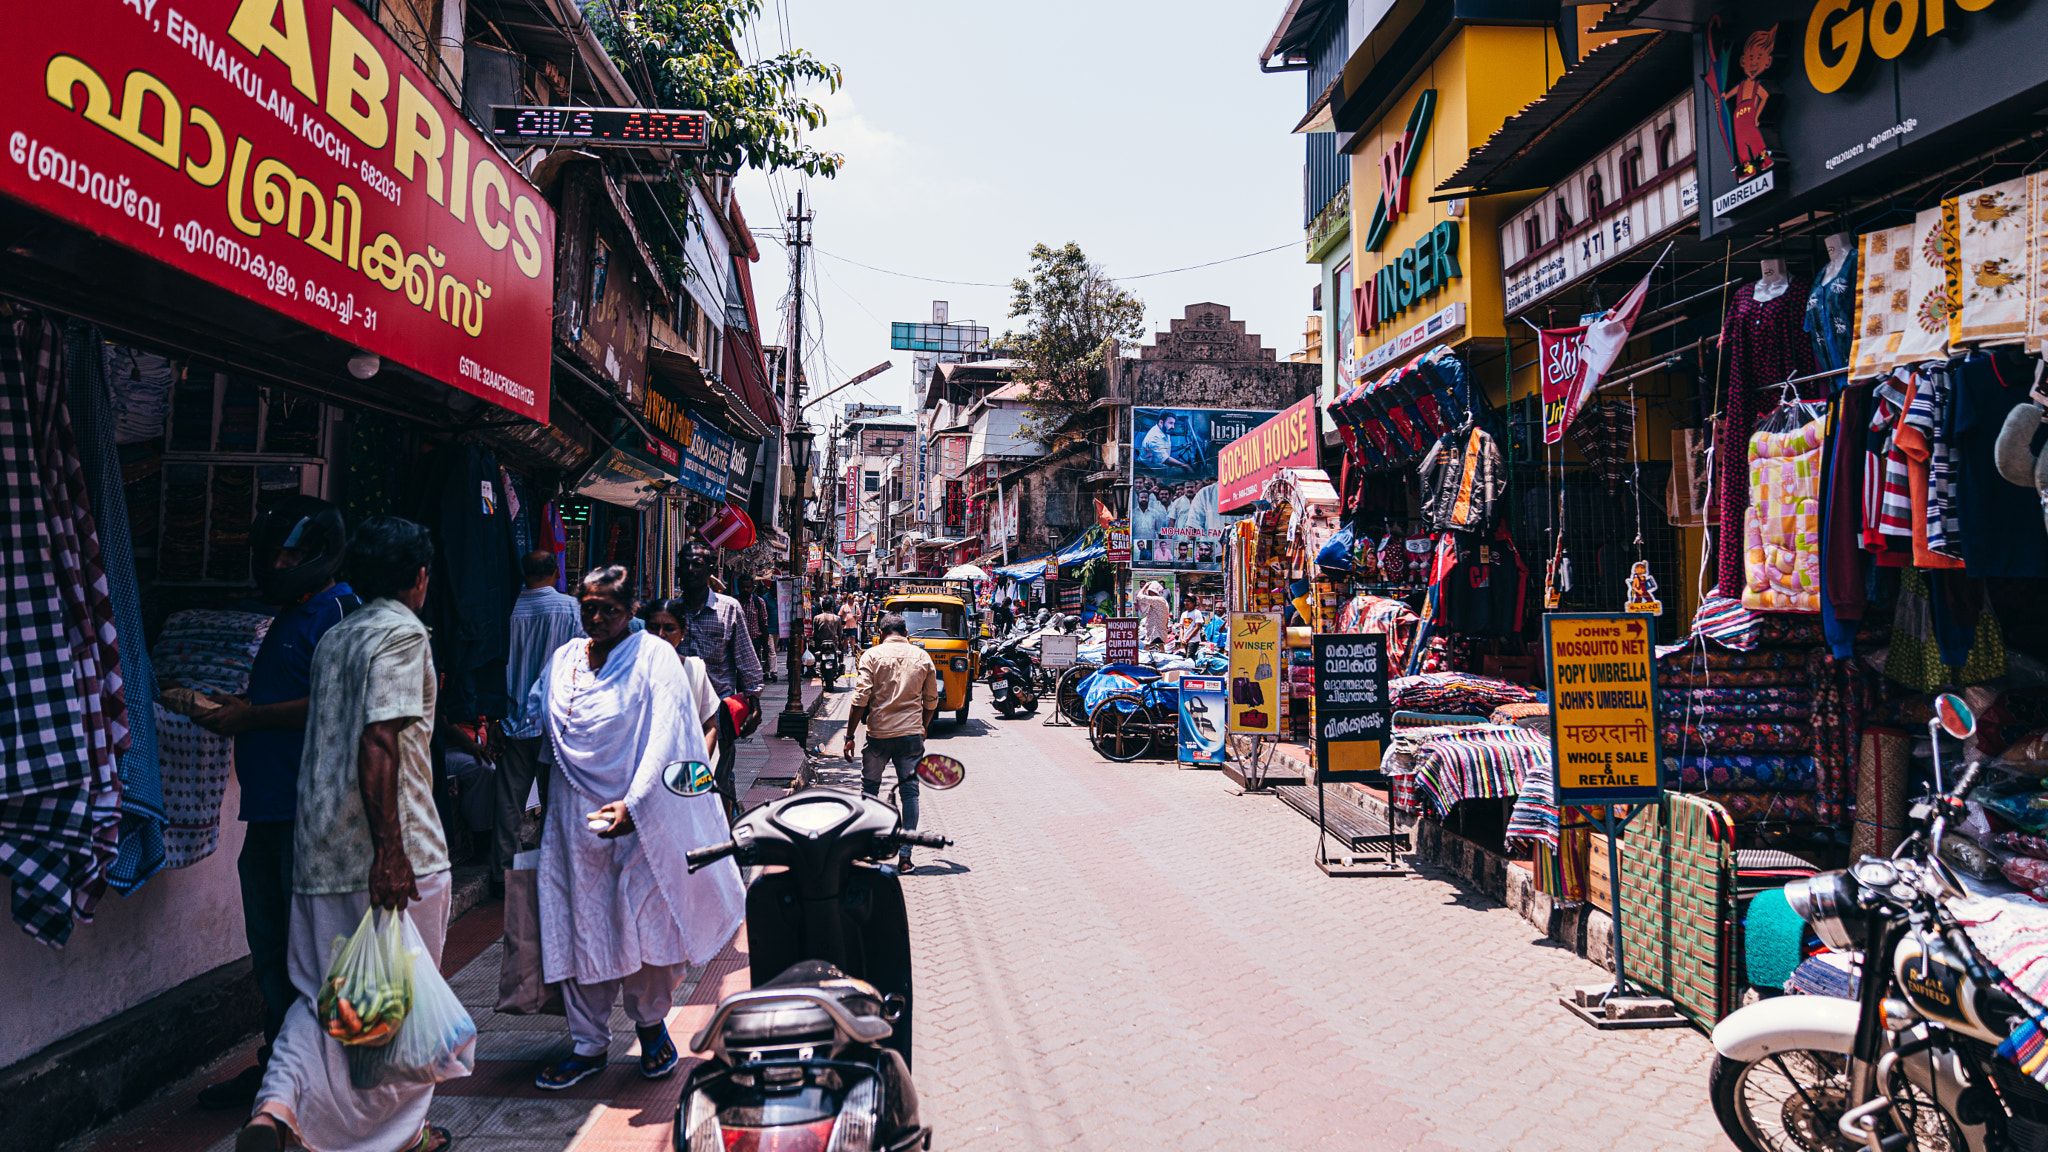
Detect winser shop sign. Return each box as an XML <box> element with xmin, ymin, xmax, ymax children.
<box><xmin>3</xmin><ymin>0</ymin><xmax>557</xmax><ymax>420</ymax></box>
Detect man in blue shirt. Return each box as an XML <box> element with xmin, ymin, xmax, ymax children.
<box><xmin>496</xmin><ymin>550</ymin><xmax>585</xmax><ymax>878</ymax></box>
<box><xmin>197</xmin><ymin>498</ymin><xmax>356</xmax><ymax>1109</ymax></box>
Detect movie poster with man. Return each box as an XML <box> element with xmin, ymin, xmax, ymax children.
<box><xmin>1130</xmin><ymin>408</ymin><xmax>1273</xmax><ymax>572</ymax></box>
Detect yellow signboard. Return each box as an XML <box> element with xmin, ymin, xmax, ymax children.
<box><xmin>1544</xmin><ymin>613</ymin><xmax>1662</xmax><ymax>804</ymax></box>
<box><xmin>1227</xmin><ymin>612</ymin><xmax>1283</xmax><ymax>735</ymax></box>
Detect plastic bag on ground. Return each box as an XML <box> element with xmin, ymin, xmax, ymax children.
<box><xmin>347</xmin><ymin>910</ymin><xmax>478</xmax><ymax>1089</ymax></box>
<box><xmin>317</xmin><ymin>907</ymin><xmax>411</xmax><ymax>1048</ymax></box>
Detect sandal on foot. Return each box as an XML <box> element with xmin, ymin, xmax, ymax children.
<box><xmin>535</xmin><ymin>1054</ymin><xmax>605</xmax><ymax>1091</ymax></box>
<box><xmin>406</xmin><ymin>1125</ymin><xmax>454</xmax><ymax>1152</ymax></box>
<box><xmin>234</xmin><ymin>1118</ymin><xmax>285</xmax><ymax>1152</ymax></box>
<box><xmin>637</xmin><ymin>1024</ymin><xmax>680</xmax><ymax>1080</ymax></box>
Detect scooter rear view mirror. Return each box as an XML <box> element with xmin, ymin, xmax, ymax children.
<box><xmin>662</xmin><ymin>760</ymin><xmax>716</xmax><ymax>797</ymax></box>
<box><xmin>1934</xmin><ymin>693</ymin><xmax>1977</xmax><ymax>741</ymax></box>
<box><xmin>914</xmin><ymin>754</ymin><xmax>965</xmax><ymax>790</ymax></box>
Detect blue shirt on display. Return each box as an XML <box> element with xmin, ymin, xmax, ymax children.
<box><xmin>236</xmin><ymin>582</ymin><xmax>356</xmax><ymax>823</ymax></box>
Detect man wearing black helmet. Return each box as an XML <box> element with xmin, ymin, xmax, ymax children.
<box><xmin>196</xmin><ymin>496</ymin><xmax>359</xmax><ymax>1110</ymax></box>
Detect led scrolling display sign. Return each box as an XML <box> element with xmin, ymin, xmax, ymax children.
<box><xmin>490</xmin><ymin>105</ymin><xmax>709</xmax><ymax>147</ymax></box>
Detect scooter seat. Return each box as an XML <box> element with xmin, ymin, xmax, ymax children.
<box><xmin>719</xmin><ymin>962</ymin><xmax>888</xmax><ymax>1052</ymax></box>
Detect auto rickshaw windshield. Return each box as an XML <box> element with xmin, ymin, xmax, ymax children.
<box><xmin>899</xmin><ymin>604</ymin><xmax>968</xmax><ymax>638</ymax></box>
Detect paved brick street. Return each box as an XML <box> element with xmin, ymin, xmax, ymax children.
<box><xmin>895</xmin><ymin>697</ymin><xmax>1732</xmax><ymax>1152</ymax></box>
<box><xmin>67</xmin><ymin>677</ymin><xmax>1731</xmax><ymax>1152</ymax></box>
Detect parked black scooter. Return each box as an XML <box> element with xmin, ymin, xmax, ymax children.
<box><xmin>673</xmin><ymin>756</ymin><xmax>965</xmax><ymax>1152</ymax></box>
<box><xmin>983</xmin><ymin>636</ymin><xmax>1039</xmax><ymax>718</ymax></box>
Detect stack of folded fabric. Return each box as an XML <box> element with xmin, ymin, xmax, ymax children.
<box><xmin>1657</xmin><ymin>633</ymin><xmax>1838</xmax><ymax>823</ymax></box>
<box><xmin>154</xmin><ymin>610</ymin><xmax>271</xmax><ymax>869</ymax></box>
<box><xmin>1489</xmin><ymin>701</ymin><xmax>1551</xmax><ymax>735</ymax></box>
<box><xmin>1390</xmin><ymin>672</ymin><xmax>1539</xmax><ymax>716</ymax></box>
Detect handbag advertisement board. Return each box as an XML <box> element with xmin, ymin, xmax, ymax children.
<box><xmin>1178</xmin><ymin>676</ymin><xmax>1227</xmax><ymax>766</ymax></box>
<box><xmin>1226</xmin><ymin>612</ymin><xmax>1282</xmax><ymax>734</ymax></box>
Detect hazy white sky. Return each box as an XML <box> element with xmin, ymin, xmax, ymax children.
<box><xmin>733</xmin><ymin>0</ymin><xmax>1314</xmax><ymax>423</ymax></box>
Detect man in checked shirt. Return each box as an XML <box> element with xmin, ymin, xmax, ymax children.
<box><xmin>676</xmin><ymin>541</ymin><xmax>763</xmax><ymax>818</ymax></box>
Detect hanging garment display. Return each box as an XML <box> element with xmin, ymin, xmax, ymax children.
<box><xmin>1956</xmin><ymin>174</ymin><xmax>2033</xmax><ymax>345</ymax></box>
<box><xmin>0</xmin><ymin>312</ymin><xmax>127</xmax><ymax>945</ymax></box>
<box><xmin>68</xmin><ymin>326</ymin><xmax>165</xmax><ymax>893</ymax></box>
<box><xmin>1569</xmin><ymin>399</ymin><xmax>1636</xmax><ymax>493</ymax></box>
<box><xmin>1849</xmin><ymin>205</ymin><xmax>1958</xmax><ymax>379</ymax></box>
<box><xmin>1804</xmin><ymin>241</ymin><xmax>1857</xmax><ymax>373</ymax></box>
<box><xmin>1953</xmin><ymin>348</ymin><xmax>2048</xmax><ymax>577</ymax></box>
<box><xmin>428</xmin><ymin>443</ymin><xmax>518</xmax><ymax>721</ymax></box>
<box><xmin>1416</xmin><ymin>424</ymin><xmax>1504</xmax><ymax>533</ymax></box>
<box><xmin>1741</xmin><ymin>413</ymin><xmax>1826</xmax><ymax>612</ymax></box>
<box><xmin>1715</xmin><ymin>277</ymin><xmax>1816</xmax><ymax>597</ymax></box>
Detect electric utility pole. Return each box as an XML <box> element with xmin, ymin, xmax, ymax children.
<box><xmin>777</xmin><ymin>190</ymin><xmax>815</xmax><ymax>740</ymax></box>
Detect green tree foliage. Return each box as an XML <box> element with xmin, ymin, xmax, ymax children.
<box><xmin>999</xmin><ymin>243</ymin><xmax>1145</xmax><ymax>447</ymax></box>
<box><xmin>589</xmin><ymin>0</ymin><xmax>845</xmax><ymax>178</ymax></box>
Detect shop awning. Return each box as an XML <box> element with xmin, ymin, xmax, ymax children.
<box><xmin>1434</xmin><ymin>31</ymin><xmax>1687</xmax><ymax>198</ymax></box>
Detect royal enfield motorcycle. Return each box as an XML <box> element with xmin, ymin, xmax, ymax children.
<box><xmin>1709</xmin><ymin>694</ymin><xmax>2048</xmax><ymax>1152</ymax></box>
<box><xmin>672</xmin><ymin>754</ymin><xmax>965</xmax><ymax>1152</ymax></box>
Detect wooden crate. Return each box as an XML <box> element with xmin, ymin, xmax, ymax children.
<box><xmin>1589</xmin><ymin>833</ymin><xmax>1613</xmax><ymax>914</ymax></box>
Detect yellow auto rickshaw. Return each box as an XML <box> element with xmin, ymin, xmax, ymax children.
<box><xmin>873</xmin><ymin>584</ymin><xmax>980</xmax><ymax>725</ymax></box>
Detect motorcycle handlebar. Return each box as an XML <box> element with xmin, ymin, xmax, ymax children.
<box><xmin>1950</xmin><ymin>760</ymin><xmax>1983</xmax><ymax>802</ymax></box>
<box><xmin>898</xmin><ymin>830</ymin><xmax>951</xmax><ymax>850</ymax></box>
<box><xmin>686</xmin><ymin>841</ymin><xmax>736</xmax><ymax>872</ymax></box>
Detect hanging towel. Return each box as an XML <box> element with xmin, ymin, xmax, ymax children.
<box><xmin>69</xmin><ymin>327</ymin><xmax>166</xmax><ymax>893</ymax></box>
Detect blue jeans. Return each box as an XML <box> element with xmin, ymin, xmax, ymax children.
<box><xmin>237</xmin><ymin>820</ymin><xmax>295</xmax><ymax>1051</ymax></box>
<box><xmin>861</xmin><ymin>733</ymin><xmax>922</xmax><ymax>830</ymax></box>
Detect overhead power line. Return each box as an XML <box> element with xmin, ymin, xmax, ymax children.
<box><xmin>813</xmin><ymin>240</ymin><xmax>1300</xmax><ymax>289</ymax></box>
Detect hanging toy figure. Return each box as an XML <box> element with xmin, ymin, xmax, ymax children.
<box><xmin>1625</xmin><ymin>559</ymin><xmax>1663</xmax><ymax>615</ymax></box>
<box><xmin>1543</xmin><ymin>489</ymin><xmax>1569</xmax><ymax>610</ymax></box>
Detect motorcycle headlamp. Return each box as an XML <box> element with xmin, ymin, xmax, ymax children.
<box><xmin>1784</xmin><ymin>870</ymin><xmax>1863</xmax><ymax>951</ymax></box>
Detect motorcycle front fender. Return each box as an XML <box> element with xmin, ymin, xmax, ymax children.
<box><xmin>1711</xmin><ymin>994</ymin><xmax>1858</xmax><ymax>1061</ymax></box>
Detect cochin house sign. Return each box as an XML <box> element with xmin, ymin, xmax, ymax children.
<box><xmin>3</xmin><ymin>0</ymin><xmax>557</xmax><ymax>420</ymax></box>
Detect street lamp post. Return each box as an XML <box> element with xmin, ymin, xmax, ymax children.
<box><xmin>777</xmin><ymin>421</ymin><xmax>816</xmax><ymax>741</ymax></box>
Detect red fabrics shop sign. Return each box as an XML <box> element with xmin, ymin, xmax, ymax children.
<box><xmin>1216</xmin><ymin>394</ymin><xmax>1318</xmax><ymax>513</ymax></box>
<box><xmin>2</xmin><ymin>0</ymin><xmax>556</xmax><ymax>421</ymax></box>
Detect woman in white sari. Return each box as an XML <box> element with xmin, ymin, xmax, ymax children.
<box><xmin>532</xmin><ymin>567</ymin><xmax>745</xmax><ymax>1090</ymax></box>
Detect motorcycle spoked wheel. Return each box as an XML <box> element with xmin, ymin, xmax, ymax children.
<box><xmin>1708</xmin><ymin>1050</ymin><xmax>1965</xmax><ymax>1152</ymax></box>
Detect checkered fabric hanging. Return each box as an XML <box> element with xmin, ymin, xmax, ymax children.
<box><xmin>0</xmin><ymin>313</ymin><xmax>127</xmax><ymax>944</ymax></box>
<box><xmin>1569</xmin><ymin>399</ymin><xmax>1636</xmax><ymax>493</ymax></box>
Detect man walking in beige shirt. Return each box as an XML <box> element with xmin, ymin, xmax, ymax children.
<box><xmin>842</xmin><ymin>613</ymin><xmax>938</xmax><ymax>872</ymax></box>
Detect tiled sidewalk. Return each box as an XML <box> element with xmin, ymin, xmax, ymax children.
<box><xmin>66</xmin><ymin>679</ymin><xmax>838</xmax><ymax>1152</ymax></box>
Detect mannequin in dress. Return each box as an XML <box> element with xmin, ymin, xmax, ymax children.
<box><xmin>1806</xmin><ymin>234</ymin><xmax>1858</xmax><ymax>375</ymax></box>
<box><xmin>1753</xmin><ymin>257</ymin><xmax>1791</xmax><ymax>302</ymax></box>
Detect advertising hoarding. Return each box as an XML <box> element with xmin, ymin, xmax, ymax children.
<box><xmin>2</xmin><ymin>0</ymin><xmax>556</xmax><ymax>419</ymax></box>
<box><xmin>1131</xmin><ymin>407</ymin><xmax>1271</xmax><ymax>572</ymax></box>
<box><xmin>1216</xmin><ymin>395</ymin><xmax>1318</xmax><ymax>513</ymax></box>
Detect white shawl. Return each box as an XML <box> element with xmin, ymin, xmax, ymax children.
<box><xmin>539</xmin><ymin>631</ymin><xmax>744</xmax><ymax>982</ymax></box>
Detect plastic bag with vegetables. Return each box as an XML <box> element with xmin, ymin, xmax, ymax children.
<box><xmin>346</xmin><ymin>911</ymin><xmax>477</xmax><ymax>1089</ymax></box>
<box><xmin>317</xmin><ymin>907</ymin><xmax>412</xmax><ymax>1048</ymax></box>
